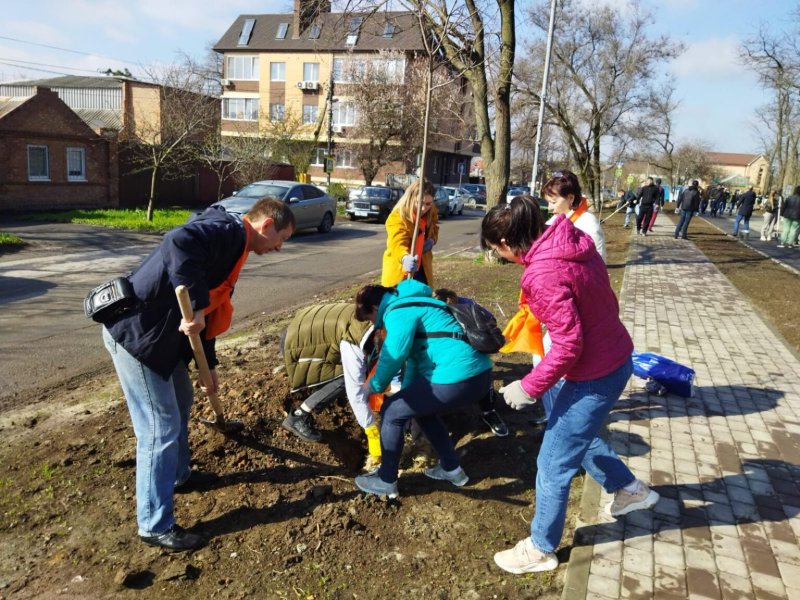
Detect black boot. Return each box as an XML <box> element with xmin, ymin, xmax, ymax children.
<box><xmin>282</xmin><ymin>409</ymin><xmax>322</xmax><ymax>442</ymax></box>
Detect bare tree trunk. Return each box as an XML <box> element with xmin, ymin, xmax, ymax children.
<box><xmin>146</xmin><ymin>167</ymin><xmax>158</xmax><ymax>222</ymax></box>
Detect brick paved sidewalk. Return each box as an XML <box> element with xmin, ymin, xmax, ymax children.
<box><xmin>561</xmin><ymin>227</ymin><xmax>800</xmax><ymax>599</ymax></box>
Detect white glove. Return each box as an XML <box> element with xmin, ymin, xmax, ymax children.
<box><xmin>498</xmin><ymin>380</ymin><xmax>538</xmax><ymax>410</ymax></box>
<box><xmin>401</xmin><ymin>254</ymin><xmax>418</xmax><ymax>273</ymax></box>
<box><xmin>422</xmin><ymin>238</ymin><xmax>434</xmax><ymax>253</ymax></box>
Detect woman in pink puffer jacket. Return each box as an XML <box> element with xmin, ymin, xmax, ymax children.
<box><xmin>482</xmin><ymin>186</ymin><xmax>659</xmax><ymax>575</ymax></box>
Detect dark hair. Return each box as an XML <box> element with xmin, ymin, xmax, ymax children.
<box><xmin>794</xmin><ymin>186</ymin><xmax>800</xmax><ymax>196</ymax></box>
<box><xmin>246</xmin><ymin>197</ymin><xmax>296</xmax><ymax>232</ymax></box>
<box><xmin>433</xmin><ymin>288</ymin><xmax>459</xmax><ymax>305</ymax></box>
<box><xmin>655</xmin><ymin>178</ymin><xmax>662</xmax><ymax>185</ymax></box>
<box><xmin>692</xmin><ymin>180</ymin><xmax>699</xmax><ymax>187</ymax></box>
<box><xmin>480</xmin><ymin>195</ymin><xmax>545</xmax><ymax>255</ymax></box>
<box><xmin>355</xmin><ymin>284</ymin><xmax>395</xmax><ymax>321</ymax></box>
<box><xmin>541</xmin><ymin>169</ymin><xmax>582</xmax><ymax>209</ymax></box>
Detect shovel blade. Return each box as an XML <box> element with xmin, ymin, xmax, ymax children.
<box><xmin>199</xmin><ymin>416</ymin><xmax>245</xmax><ymax>434</ymax></box>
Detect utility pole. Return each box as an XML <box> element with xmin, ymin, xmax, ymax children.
<box><xmin>326</xmin><ymin>66</ymin><xmax>334</xmax><ymax>188</ymax></box>
<box><xmin>529</xmin><ymin>0</ymin><xmax>558</xmax><ymax>196</ymax></box>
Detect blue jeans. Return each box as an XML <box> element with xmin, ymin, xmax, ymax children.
<box><xmin>378</xmin><ymin>369</ymin><xmax>491</xmax><ymax>483</ymax></box>
<box><xmin>733</xmin><ymin>213</ymin><xmax>750</xmax><ymax>235</ymax></box>
<box><xmin>102</xmin><ymin>327</ymin><xmax>194</xmax><ymax>536</ymax></box>
<box><xmin>674</xmin><ymin>209</ymin><xmax>694</xmax><ymax>238</ymax></box>
<box><xmin>623</xmin><ymin>206</ymin><xmax>634</xmax><ymax>226</ymax></box>
<box><xmin>530</xmin><ymin>357</ymin><xmax>635</xmax><ymax>553</ymax></box>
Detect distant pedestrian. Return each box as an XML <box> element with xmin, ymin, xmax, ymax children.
<box><xmin>700</xmin><ymin>187</ymin><xmax>709</xmax><ymax>214</ymax></box>
<box><xmin>733</xmin><ymin>186</ymin><xmax>757</xmax><ymax>239</ymax></box>
<box><xmin>622</xmin><ymin>188</ymin><xmax>637</xmax><ymax>228</ymax></box>
<box><xmin>675</xmin><ymin>180</ymin><xmax>701</xmax><ymax>240</ymax></box>
<box><xmin>778</xmin><ymin>186</ymin><xmax>800</xmax><ymax>248</ymax></box>
<box><xmin>635</xmin><ymin>177</ymin><xmax>660</xmax><ymax>236</ymax></box>
<box><xmin>728</xmin><ymin>190</ymin><xmax>739</xmax><ymax>215</ymax></box>
<box><xmin>717</xmin><ymin>189</ymin><xmax>727</xmax><ymax>215</ymax></box>
<box><xmin>647</xmin><ymin>178</ymin><xmax>664</xmax><ymax>232</ymax></box>
<box><xmin>760</xmin><ymin>190</ymin><xmax>779</xmax><ymax>241</ymax></box>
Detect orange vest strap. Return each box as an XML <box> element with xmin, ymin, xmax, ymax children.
<box><xmin>204</xmin><ymin>219</ymin><xmax>252</xmax><ymax>339</ymax></box>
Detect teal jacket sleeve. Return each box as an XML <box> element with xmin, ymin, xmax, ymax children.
<box><xmin>370</xmin><ymin>308</ymin><xmax>417</xmax><ymax>392</ymax></box>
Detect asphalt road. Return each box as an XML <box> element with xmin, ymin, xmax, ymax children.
<box><xmin>0</xmin><ymin>212</ymin><xmax>485</xmax><ymax>409</ymax></box>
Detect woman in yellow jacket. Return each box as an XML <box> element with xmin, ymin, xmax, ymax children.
<box><xmin>381</xmin><ymin>179</ymin><xmax>439</xmax><ymax>288</ymax></box>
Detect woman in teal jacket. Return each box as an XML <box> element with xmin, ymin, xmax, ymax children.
<box><xmin>353</xmin><ymin>279</ymin><xmax>493</xmax><ymax>498</ymax></box>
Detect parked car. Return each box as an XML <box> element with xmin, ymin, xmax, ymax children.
<box><xmin>212</xmin><ymin>180</ymin><xmax>336</xmax><ymax>233</ymax></box>
<box><xmin>506</xmin><ymin>186</ymin><xmax>531</xmax><ymax>203</ymax></box>
<box><xmin>443</xmin><ymin>186</ymin><xmax>464</xmax><ymax>215</ymax></box>
<box><xmin>460</xmin><ymin>183</ymin><xmax>487</xmax><ymax>209</ymax></box>
<box><xmin>433</xmin><ymin>186</ymin><xmax>451</xmax><ymax>218</ymax></box>
<box><xmin>345</xmin><ymin>185</ymin><xmax>403</xmax><ymax>223</ymax></box>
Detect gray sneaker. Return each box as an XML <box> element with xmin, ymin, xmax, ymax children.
<box><xmin>281</xmin><ymin>410</ymin><xmax>322</xmax><ymax>442</ymax></box>
<box><xmin>355</xmin><ymin>472</ymin><xmax>399</xmax><ymax>499</ymax></box>
<box><xmin>606</xmin><ymin>479</ymin><xmax>659</xmax><ymax>517</ymax></box>
<box><xmin>424</xmin><ymin>463</ymin><xmax>469</xmax><ymax>487</ymax></box>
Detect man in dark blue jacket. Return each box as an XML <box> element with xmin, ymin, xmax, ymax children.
<box><xmin>102</xmin><ymin>198</ymin><xmax>295</xmax><ymax>551</ymax></box>
<box><xmin>674</xmin><ymin>180</ymin><xmax>701</xmax><ymax>239</ymax></box>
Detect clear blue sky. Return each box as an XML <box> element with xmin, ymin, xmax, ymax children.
<box><xmin>0</xmin><ymin>0</ymin><xmax>792</xmax><ymax>154</ymax></box>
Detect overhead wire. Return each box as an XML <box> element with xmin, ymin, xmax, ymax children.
<box><xmin>0</xmin><ymin>34</ymin><xmax>140</xmax><ymax>66</ymax></box>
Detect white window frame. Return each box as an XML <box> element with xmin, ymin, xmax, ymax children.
<box><xmin>222</xmin><ymin>97</ymin><xmax>259</xmax><ymax>121</ymax></box>
<box><xmin>332</xmin><ymin>101</ymin><xmax>357</xmax><ymax>126</ymax></box>
<box><xmin>270</xmin><ymin>62</ymin><xmax>286</xmax><ymax>82</ymax></box>
<box><xmin>302</xmin><ymin>104</ymin><xmax>319</xmax><ymax>125</ymax></box>
<box><xmin>303</xmin><ymin>62</ymin><xmax>320</xmax><ymax>82</ymax></box>
<box><xmin>66</xmin><ymin>147</ymin><xmax>86</xmax><ymax>182</ymax></box>
<box><xmin>311</xmin><ymin>148</ymin><xmax>326</xmax><ymax>166</ymax></box>
<box><xmin>269</xmin><ymin>103</ymin><xmax>285</xmax><ymax>122</ymax></box>
<box><xmin>336</xmin><ymin>149</ymin><xmax>354</xmax><ymax>168</ymax></box>
<box><xmin>226</xmin><ymin>55</ymin><xmax>259</xmax><ymax>80</ymax></box>
<box><xmin>27</xmin><ymin>145</ymin><xmax>49</xmax><ymax>181</ymax></box>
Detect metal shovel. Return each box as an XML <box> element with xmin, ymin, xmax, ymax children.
<box><xmin>175</xmin><ymin>285</ymin><xmax>244</xmax><ymax>434</ymax></box>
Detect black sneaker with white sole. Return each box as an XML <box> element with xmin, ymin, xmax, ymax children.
<box><xmin>482</xmin><ymin>410</ymin><xmax>509</xmax><ymax>437</ymax></box>
<box><xmin>282</xmin><ymin>410</ymin><xmax>322</xmax><ymax>442</ymax></box>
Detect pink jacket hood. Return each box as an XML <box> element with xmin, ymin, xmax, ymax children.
<box><xmin>519</xmin><ymin>214</ymin><xmax>632</xmax><ymax>398</ymax></box>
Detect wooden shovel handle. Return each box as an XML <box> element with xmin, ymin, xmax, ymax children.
<box><xmin>175</xmin><ymin>285</ymin><xmax>225</xmax><ymax>420</ymax></box>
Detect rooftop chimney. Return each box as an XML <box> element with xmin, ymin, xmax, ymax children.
<box><xmin>293</xmin><ymin>0</ymin><xmax>331</xmax><ymax>39</ymax></box>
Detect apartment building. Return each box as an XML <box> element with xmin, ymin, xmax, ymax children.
<box><xmin>214</xmin><ymin>1</ymin><xmax>477</xmax><ymax>187</ymax></box>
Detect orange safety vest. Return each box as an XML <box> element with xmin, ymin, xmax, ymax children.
<box><xmin>203</xmin><ymin>218</ymin><xmax>252</xmax><ymax>340</ymax></box>
<box><xmin>500</xmin><ymin>199</ymin><xmax>589</xmax><ymax>357</ymax></box>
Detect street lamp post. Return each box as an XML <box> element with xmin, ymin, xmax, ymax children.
<box><xmin>529</xmin><ymin>0</ymin><xmax>558</xmax><ymax>195</ymax></box>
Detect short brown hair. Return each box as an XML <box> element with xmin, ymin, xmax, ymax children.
<box><xmin>541</xmin><ymin>169</ymin><xmax>582</xmax><ymax>209</ymax></box>
<box><xmin>246</xmin><ymin>197</ymin><xmax>296</xmax><ymax>232</ymax></box>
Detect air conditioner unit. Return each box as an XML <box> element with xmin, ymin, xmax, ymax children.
<box><xmin>332</xmin><ymin>125</ymin><xmax>344</xmax><ymax>134</ymax></box>
<box><xmin>220</xmin><ymin>78</ymin><xmax>230</xmax><ymax>87</ymax></box>
<box><xmin>296</xmin><ymin>81</ymin><xmax>306</xmax><ymax>89</ymax></box>
<box><xmin>304</xmin><ymin>81</ymin><xmax>319</xmax><ymax>90</ymax></box>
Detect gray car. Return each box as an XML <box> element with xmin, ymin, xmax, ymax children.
<box><xmin>212</xmin><ymin>180</ymin><xmax>336</xmax><ymax>233</ymax></box>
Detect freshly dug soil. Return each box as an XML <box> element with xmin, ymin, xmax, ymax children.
<box><xmin>0</xmin><ymin>259</ymin><xmax>583</xmax><ymax>600</ymax></box>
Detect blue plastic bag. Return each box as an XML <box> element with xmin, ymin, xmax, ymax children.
<box><xmin>631</xmin><ymin>352</ymin><xmax>694</xmax><ymax>398</ymax></box>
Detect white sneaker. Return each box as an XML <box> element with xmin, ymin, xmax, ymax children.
<box><xmin>424</xmin><ymin>463</ymin><xmax>469</xmax><ymax>487</ymax></box>
<box><xmin>606</xmin><ymin>480</ymin><xmax>659</xmax><ymax>517</ymax></box>
<box><xmin>494</xmin><ymin>538</ymin><xmax>558</xmax><ymax>574</ymax></box>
